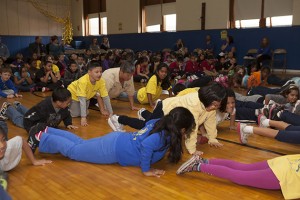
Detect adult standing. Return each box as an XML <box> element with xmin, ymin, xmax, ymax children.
<box><xmin>100</xmin><ymin>36</ymin><xmax>110</xmax><ymax>51</ymax></box>
<box><xmin>28</xmin><ymin>36</ymin><xmax>46</xmax><ymax>58</ymax></box>
<box><xmin>0</xmin><ymin>37</ymin><xmax>10</xmax><ymax>61</ymax></box>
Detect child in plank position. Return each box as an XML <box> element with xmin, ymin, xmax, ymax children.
<box><xmin>67</xmin><ymin>60</ymin><xmax>113</xmax><ymax>126</ymax></box>
<box><xmin>108</xmin><ymin>83</ymin><xmax>227</xmax><ymax>154</ymax></box>
<box><xmin>177</xmin><ymin>154</ymin><xmax>300</xmax><ymax>200</ymax></box>
<box><xmin>27</xmin><ymin>107</ymin><xmax>195</xmax><ymax>177</ymax></box>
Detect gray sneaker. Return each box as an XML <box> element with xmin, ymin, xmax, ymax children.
<box><xmin>237</xmin><ymin>122</ymin><xmax>251</xmax><ymax>144</ymax></box>
<box><xmin>176</xmin><ymin>155</ymin><xmax>206</xmax><ymax>175</ymax></box>
<box><xmin>108</xmin><ymin>115</ymin><xmax>125</xmax><ymax>132</ymax></box>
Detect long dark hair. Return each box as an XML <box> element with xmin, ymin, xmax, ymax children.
<box><xmin>149</xmin><ymin>107</ymin><xmax>195</xmax><ymax>163</ymax></box>
<box><xmin>154</xmin><ymin>62</ymin><xmax>171</xmax><ymax>90</ymax></box>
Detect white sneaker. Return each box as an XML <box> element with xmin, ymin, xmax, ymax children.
<box><xmin>292</xmin><ymin>100</ymin><xmax>300</xmax><ymax>114</ymax></box>
<box><xmin>258</xmin><ymin>114</ymin><xmax>268</xmax><ymax>128</ymax></box>
<box><xmin>237</xmin><ymin>122</ymin><xmax>251</xmax><ymax>144</ymax></box>
<box><xmin>137</xmin><ymin>108</ymin><xmax>146</xmax><ymax>121</ymax></box>
<box><xmin>108</xmin><ymin>115</ymin><xmax>125</xmax><ymax>132</ymax></box>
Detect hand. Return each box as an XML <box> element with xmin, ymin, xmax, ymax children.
<box><xmin>32</xmin><ymin>159</ymin><xmax>52</xmax><ymax>166</ymax></box>
<box><xmin>131</xmin><ymin>106</ymin><xmax>140</xmax><ymax>111</ymax></box>
<box><xmin>229</xmin><ymin>125</ymin><xmax>236</xmax><ymax>130</ymax></box>
<box><xmin>192</xmin><ymin>150</ymin><xmax>204</xmax><ymax>156</ymax></box>
<box><xmin>81</xmin><ymin>117</ymin><xmax>88</xmax><ymax>126</ymax></box>
<box><xmin>67</xmin><ymin>125</ymin><xmax>78</xmax><ymax>129</ymax></box>
<box><xmin>150</xmin><ymin>103</ymin><xmax>155</xmax><ymax>108</ymax></box>
<box><xmin>143</xmin><ymin>169</ymin><xmax>165</xmax><ymax>177</ymax></box>
<box><xmin>6</xmin><ymin>94</ymin><xmax>14</xmax><ymax>99</ymax></box>
<box><xmin>100</xmin><ymin>109</ymin><xmax>109</xmax><ymax>116</ymax></box>
<box><xmin>209</xmin><ymin>141</ymin><xmax>223</xmax><ymax>148</ymax></box>
<box><xmin>15</xmin><ymin>94</ymin><xmax>23</xmax><ymax>98</ymax></box>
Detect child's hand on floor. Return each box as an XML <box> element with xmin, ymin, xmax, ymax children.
<box><xmin>81</xmin><ymin>117</ymin><xmax>88</xmax><ymax>126</ymax></box>
<box><xmin>209</xmin><ymin>141</ymin><xmax>223</xmax><ymax>148</ymax></box>
<box><xmin>143</xmin><ymin>169</ymin><xmax>165</xmax><ymax>177</ymax></box>
<box><xmin>32</xmin><ymin>159</ymin><xmax>52</xmax><ymax>166</ymax></box>
<box><xmin>6</xmin><ymin>94</ymin><xmax>14</xmax><ymax>99</ymax></box>
<box><xmin>67</xmin><ymin>125</ymin><xmax>78</xmax><ymax>129</ymax></box>
<box><xmin>100</xmin><ymin>109</ymin><xmax>109</xmax><ymax>116</ymax></box>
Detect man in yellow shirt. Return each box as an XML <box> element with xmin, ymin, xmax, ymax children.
<box><xmin>68</xmin><ymin>61</ymin><xmax>112</xmax><ymax>126</ymax></box>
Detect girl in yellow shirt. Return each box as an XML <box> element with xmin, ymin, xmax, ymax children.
<box><xmin>177</xmin><ymin>154</ymin><xmax>300</xmax><ymax>200</ymax></box>
<box><xmin>136</xmin><ymin>63</ymin><xmax>172</xmax><ymax>108</ymax></box>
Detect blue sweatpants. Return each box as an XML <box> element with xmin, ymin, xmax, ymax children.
<box><xmin>39</xmin><ymin>127</ymin><xmax>122</xmax><ymax>164</ymax></box>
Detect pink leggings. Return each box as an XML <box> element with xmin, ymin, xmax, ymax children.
<box><xmin>201</xmin><ymin>159</ymin><xmax>280</xmax><ymax>190</ymax></box>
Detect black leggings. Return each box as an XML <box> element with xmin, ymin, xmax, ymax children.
<box><xmin>118</xmin><ymin>101</ymin><xmax>164</xmax><ymax>129</ymax></box>
<box><xmin>275</xmin><ymin>125</ymin><xmax>300</xmax><ymax>144</ymax></box>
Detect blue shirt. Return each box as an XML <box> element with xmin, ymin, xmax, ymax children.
<box><xmin>116</xmin><ymin>119</ymin><xmax>169</xmax><ymax>172</ymax></box>
<box><xmin>0</xmin><ymin>78</ymin><xmax>17</xmax><ymax>97</ymax></box>
<box><xmin>257</xmin><ymin>46</ymin><xmax>271</xmax><ymax>57</ymax></box>
<box><xmin>14</xmin><ymin>72</ymin><xmax>31</xmax><ymax>86</ymax></box>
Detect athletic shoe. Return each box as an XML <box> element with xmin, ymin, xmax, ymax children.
<box><xmin>30</xmin><ymin>87</ymin><xmax>36</xmax><ymax>93</ymax></box>
<box><xmin>0</xmin><ymin>170</ymin><xmax>8</xmax><ymax>190</ymax></box>
<box><xmin>237</xmin><ymin>122</ymin><xmax>251</xmax><ymax>144</ymax></box>
<box><xmin>269</xmin><ymin>104</ymin><xmax>283</xmax><ymax>121</ymax></box>
<box><xmin>261</xmin><ymin>106</ymin><xmax>269</xmax><ymax>118</ymax></box>
<box><xmin>108</xmin><ymin>115</ymin><xmax>125</xmax><ymax>132</ymax></box>
<box><xmin>137</xmin><ymin>108</ymin><xmax>146</xmax><ymax>121</ymax></box>
<box><xmin>292</xmin><ymin>100</ymin><xmax>300</xmax><ymax>115</ymax></box>
<box><xmin>258</xmin><ymin>114</ymin><xmax>268</xmax><ymax>128</ymax></box>
<box><xmin>42</xmin><ymin>87</ymin><xmax>50</xmax><ymax>92</ymax></box>
<box><xmin>280</xmin><ymin>80</ymin><xmax>295</xmax><ymax>93</ymax></box>
<box><xmin>176</xmin><ymin>155</ymin><xmax>206</xmax><ymax>175</ymax></box>
<box><xmin>27</xmin><ymin>123</ymin><xmax>47</xmax><ymax>153</ymax></box>
<box><xmin>13</xmin><ymin>101</ymin><xmax>21</xmax><ymax>108</ymax></box>
<box><xmin>0</xmin><ymin>102</ymin><xmax>10</xmax><ymax>120</ymax></box>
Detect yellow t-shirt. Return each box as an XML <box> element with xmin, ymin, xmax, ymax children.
<box><xmin>137</xmin><ymin>75</ymin><xmax>162</xmax><ymax>104</ymax></box>
<box><xmin>267</xmin><ymin>154</ymin><xmax>300</xmax><ymax>200</ymax></box>
<box><xmin>67</xmin><ymin>74</ymin><xmax>108</xmax><ymax>101</ymax></box>
<box><xmin>176</xmin><ymin>87</ymin><xmax>200</xmax><ymax>96</ymax></box>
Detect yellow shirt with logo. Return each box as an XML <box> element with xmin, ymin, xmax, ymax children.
<box><xmin>267</xmin><ymin>154</ymin><xmax>300</xmax><ymax>200</ymax></box>
<box><xmin>137</xmin><ymin>75</ymin><xmax>162</xmax><ymax>104</ymax></box>
<box><xmin>67</xmin><ymin>74</ymin><xmax>108</xmax><ymax>101</ymax></box>
<box><xmin>162</xmin><ymin>92</ymin><xmax>217</xmax><ymax>154</ymax></box>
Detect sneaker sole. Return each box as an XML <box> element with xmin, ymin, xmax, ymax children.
<box><xmin>108</xmin><ymin>118</ymin><xmax>118</xmax><ymax>131</ymax></box>
<box><xmin>237</xmin><ymin>122</ymin><xmax>244</xmax><ymax>144</ymax></box>
<box><xmin>176</xmin><ymin>156</ymin><xmax>198</xmax><ymax>175</ymax></box>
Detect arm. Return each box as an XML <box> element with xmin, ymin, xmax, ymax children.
<box><xmin>128</xmin><ymin>95</ymin><xmax>139</xmax><ymax>110</ymax></box>
<box><xmin>102</xmin><ymin>96</ymin><xmax>113</xmax><ymax>116</ymax></box>
<box><xmin>78</xmin><ymin>96</ymin><xmax>88</xmax><ymax>126</ymax></box>
<box><xmin>147</xmin><ymin>93</ymin><xmax>155</xmax><ymax>108</ymax></box>
<box><xmin>229</xmin><ymin>109</ymin><xmax>236</xmax><ymax>130</ymax></box>
<box><xmin>14</xmin><ymin>76</ymin><xmax>25</xmax><ymax>86</ymax></box>
<box><xmin>22</xmin><ymin>138</ymin><xmax>52</xmax><ymax>166</ymax></box>
<box><xmin>136</xmin><ymin>65</ymin><xmax>149</xmax><ymax>79</ymax></box>
<box><xmin>49</xmin><ymin>71</ymin><xmax>58</xmax><ymax>83</ymax></box>
<box><xmin>204</xmin><ymin>111</ymin><xmax>223</xmax><ymax>147</ymax></box>
<box><xmin>96</xmin><ymin>95</ymin><xmax>109</xmax><ymax>116</ymax></box>
<box><xmin>40</xmin><ymin>71</ymin><xmax>50</xmax><ymax>83</ymax></box>
<box><xmin>140</xmin><ymin>134</ymin><xmax>166</xmax><ymax>177</ymax></box>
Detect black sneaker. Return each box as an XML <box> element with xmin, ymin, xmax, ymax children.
<box><xmin>269</xmin><ymin>104</ymin><xmax>283</xmax><ymax>121</ymax></box>
<box><xmin>27</xmin><ymin>123</ymin><xmax>47</xmax><ymax>153</ymax></box>
<box><xmin>0</xmin><ymin>170</ymin><xmax>8</xmax><ymax>190</ymax></box>
<box><xmin>280</xmin><ymin>80</ymin><xmax>295</xmax><ymax>93</ymax></box>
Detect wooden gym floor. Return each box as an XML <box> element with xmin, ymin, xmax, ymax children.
<box><xmin>4</xmin><ymin>85</ymin><xmax>300</xmax><ymax>200</ymax></box>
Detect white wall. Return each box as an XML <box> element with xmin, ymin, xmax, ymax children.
<box><xmin>106</xmin><ymin>0</ymin><xmax>140</xmax><ymax>34</ymax></box>
<box><xmin>0</xmin><ymin>0</ymin><xmax>69</xmax><ymax>36</ymax></box>
<box><xmin>293</xmin><ymin>0</ymin><xmax>300</xmax><ymax>25</ymax></box>
<box><xmin>176</xmin><ymin>0</ymin><xmax>229</xmax><ymax>31</ymax></box>
<box><xmin>71</xmin><ymin>0</ymin><xmax>84</xmax><ymax>36</ymax></box>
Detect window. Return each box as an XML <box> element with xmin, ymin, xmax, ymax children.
<box><xmin>101</xmin><ymin>17</ymin><xmax>107</xmax><ymax>35</ymax></box>
<box><xmin>266</xmin><ymin>15</ymin><xmax>293</xmax><ymax>27</ymax></box>
<box><xmin>88</xmin><ymin>17</ymin><xmax>99</xmax><ymax>35</ymax></box>
<box><xmin>146</xmin><ymin>24</ymin><xmax>161</xmax><ymax>32</ymax></box>
<box><xmin>235</xmin><ymin>19</ymin><xmax>260</xmax><ymax>29</ymax></box>
<box><xmin>164</xmin><ymin>14</ymin><xmax>176</xmax><ymax>31</ymax></box>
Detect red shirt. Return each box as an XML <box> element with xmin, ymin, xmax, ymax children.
<box><xmin>185</xmin><ymin>60</ymin><xmax>200</xmax><ymax>73</ymax></box>
<box><xmin>199</xmin><ymin>60</ymin><xmax>215</xmax><ymax>72</ymax></box>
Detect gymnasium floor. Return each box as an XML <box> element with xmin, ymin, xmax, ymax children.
<box><xmin>4</xmin><ymin>85</ymin><xmax>299</xmax><ymax>200</ymax></box>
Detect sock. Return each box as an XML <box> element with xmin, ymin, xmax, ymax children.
<box><xmin>262</xmin><ymin>119</ymin><xmax>270</xmax><ymax>127</ymax></box>
<box><xmin>35</xmin><ymin>131</ymin><xmax>43</xmax><ymax>141</ymax></box>
<box><xmin>243</xmin><ymin>126</ymin><xmax>254</xmax><ymax>134</ymax></box>
<box><xmin>277</xmin><ymin>110</ymin><xmax>283</xmax><ymax>118</ymax></box>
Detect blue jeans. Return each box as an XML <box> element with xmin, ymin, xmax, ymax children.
<box><xmin>6</xmin><ymin>104</ymin><xmax>28</xmax><ymax>128</ymax></box>
<box><xmin>276</xmin><ymin>125</ymin><xmax>300</xmax><ymax>144</ymax></box>
<box><xmin>0</xmin><ymin>121</ymin><xmax>8</xmax><ymax>140</ymax></box>
<box><xmin>39</xmin><ymin>127</ymin><xmax>121</xmax><ymax>164</ymax></box>
<box><xmin>280</xmin><ymin>110</ymin><xmax>300</xmax><ymax>126</ymax></box>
